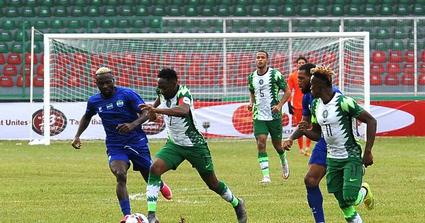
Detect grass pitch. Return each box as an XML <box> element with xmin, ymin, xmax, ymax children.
<box><xmin>1</xmin><ymin>137</ymin><xmax>424</xmax><ymax>223</ymax></box>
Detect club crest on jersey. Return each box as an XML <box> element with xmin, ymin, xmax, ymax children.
<box><xmin>166</xmin><ymin>99</ymin><xmax>171</xmax><ymax>108</ymax></box>
<box><xmin>259</xmin><ymin>79</ymin><xmax>264</xmax><ymax>85</ymax></box>
<box><xmin>116</xmin><ymin>100</ymin><xmax>124</xmax><ymax>107</ymax></box>
<box><xmin>106</xmin><ymin>103</ymin><xmax>113</xmax><ymax>110</ymax></box>
<box><xmin>98</xmin><ymin>107</ymin><xmax>103</xmax><ymax>112</ymax></box>
<box><xmin>322</xmin><ymin>110</ymin><xmax>328</xmax><ymax>119</ymax></box>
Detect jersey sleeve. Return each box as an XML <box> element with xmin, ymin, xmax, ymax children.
<box><xmin>177</xmin><ymin>86</ymin><xmax>192</xmax><ymax>106</ymax></box>
<box><xmin>248</xmin><ymin>73</ymin><xmax>254</xmax><ymax>93</ymax></box>
<box><xmin>126</xmin><ymin>89</ymin><xmax>145</xmax><ymax>112</ymax></box>
<box><xmin>85</xmin><ymin>98</ymin><xmax>97</xmax><ymax>117</ymax></box>
<box><xmin>274</xmin><ymin>70</ymin><xmax>288</xmax><ymax>91</ymax></box>
<box><xmin>310</xmin><ymin>99</ymin><xmax>318</xmax><ymax>124</ymax></box>
<box><xmin>302</xmin><ymin>94</ymin><xmax>311</xmax><ymax>117</ymax></box>
<box><xmin>340</xmin><ymin>95</ymin><xmax>364</xmax><ymax>118</ymax></box>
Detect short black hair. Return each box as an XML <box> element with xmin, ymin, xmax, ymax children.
<box><xmin>158</xmin><ymin>68</ymin><xmax>178</xmax><ymax>82</ymax></box>
<box><xmin>257</xmin><ymin>50</ymin><xmax>269</xmax><ymax>58</ymax></box>
<box><xmin>298</xmin><ymin>63</ymin><xmax>316</xmax><ymax>77</ymax></box>
<box><xmin>296</xmin><ymin>56</ymin><xmax>308</xmax><ymax>63</ymax></box>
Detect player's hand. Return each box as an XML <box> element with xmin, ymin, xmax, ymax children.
<box><xmin>148</xmin><ymin>111</ymin><xmax>158</xmax><ymax>122</ymax></box>
<box><xmin>247</xmin><ymin>103</ymin><xmax>253</xmax><ymax>112</ymax></box>
<box><xmin>282</xmin><ymin>138</ymin><xmax>293</xmax><ymax>151</ymax></box>
<box><xmin>297</xmin><ymin>120</ymin><xmax>310</xmax><ymax>131</ymax></box>
<box><xmin>116</xmin><ymin>123</ymin><xmax>136</xmax><ymax>134</ymax></box>
<box><xmin>71</xmin><ymin>137</ymin><xmax>81</xmax><ymax>149</ymax></box>
<box><xmin>363</xmin><ymin>150</ymin><xmax>374</xmax><ymax>167</ymax></box>
<box><xmin>271</xmin><ymin>105</ymin><xmax>282</xmax><ymax>113</ymax></box>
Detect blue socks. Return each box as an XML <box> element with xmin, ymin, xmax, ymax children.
<box><xmin>119</xmin><ymin>199</ymin><xmax>131</xmax><ymax>216</ymax></box>
<box><xmin>307</xmin><ymin>186</ymin><xmax>325</xmax><ymax>223</ymax></box>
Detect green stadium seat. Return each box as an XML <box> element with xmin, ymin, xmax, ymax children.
<box><xmin>185</xmin><ymin>6</ymin><xmax>198</xmax><ymax>16</ymax></box>
<box><xmin>133</xmin><ymin>19</ymin><xmax>145</xmax><ymax>29</ymax></box>
<box><xmin>170</xmin><ymin>0</ymin><xmax>184</xmax><ymax>4</ymax></box>
<box><xmin>346</xmin><ymin>4</ymin><xmax>362</xmax><ymax>15</ymax></box>
<box><xmin>116</xmin><ymin>19</ymin><xmax>130</xmax><ymax>28</ymax></box>
<box><xmin>299</xmin><ymin>4</ymin><xmax>311</xmax><ymax>16</ymax></box>
<box><xmin>396</xmin><ymin>4</ymin><xmax>410</xmax><ymax>15</ymax></box>
<box><xmin>119</xmin><ymin>5</ymin><xmax>132</xmax><ymax>16</ymax></box>
<box><xmin>390</xmin><ymin>39</ymin><xmax>405</xmax><ymax>50</ymax></box>
<box><xmin>264</xmin><ymin>5</ymin><xmax>279</xmax><ymax>15</ymax></box>
<box><xmin>345</xmin><ymin>19</ymin><xmax>362</xmax><ymax>27</ymax></box>
<box><xmin>135</xmin><ymin>6</ymin><xmax>148</xmax><ymax>16</ymax></box>
<box><xmin>152</xmin><ymin>6</ymin><xmax>165</xmax><ymax>16</ymax></box>
<box><xmin>5</xmin><ymin>7</ymin><xmax>18</xmax><ymax>17</ymax></box>
<box><xmin>89</xmin><ymin>0</ymin><xmax>101</xmax><ymax>5</ymax></box>
<box><xmin>140</xmin><ymin>0</ymin><xmax>150</xmax><ymax>5</ymax></box>
<box><xmin>9</xmin><ymin>0</ymin><xmax>21</xmax><ymax>6</ymax></box>
<box><xmin>86</xmin><ymin>6</ymin><xmax>99</xmax><ymax>17</ymax></box>
<box><xmin>55</xmin><ymin>0</ymin><xmax>69</xmax><ymax>5</ymax></box>
<box><xmin>374</xmin><ymin>41</ymin><xmax>388</xmax><ymax>50</ymax></box>
<box><xmin>394</xmin><ymin>28</ymin><xmax>411</xmax><ymax>39</ymax></box>
<box><xmin>14</xmin><ymin>31</ymin><xmax>29</xmax><ymax>42</ymax></box>
<box><xmin>2</xmin><ymin>20</ymin><xmax>16</xmax><ymax>30</ymax></box>
<box><xmin>0</xmin><ymin>31</ymin><xmax>12</xmax><ymax>42</ymax></box>
<box><xmin>104</xmin><ymin>6</ymin><xmax>116</xmax><ymax>16</ymax></box>
<box><xmin>331</xmin><ymin>4</ymin><xmax>344</xmax><ymax>16</ymax></box>
<box><xmin>25</xmin><ymin>42</ymin><xmax>42</xmax><ymax>54</ymax></box>
<box><xmin>364</xmin><ymin>4</ymin><xmax>376</xmax><ymax>15</ymax></box>
<box><xmin>39</xmin><ymin>0</ymin><xmax>53</xmax><ymax>5</ymax></box>
<box><xmin>315</xmin><ymin>4</ymin><xmax>328</xmax><ymax>16</ymax></box>
<box><xmin>53</xmin><ymin>6</ymin><xmax>67</xmax><ymax>17</ymax></box>
<box><xmin>250</xmin><ymin>5</ymin><xmax>263</xmax><ymax>16</ymax></box>
<box><xmin>282</xmin><ymin>4</ymin><xmax>295</xmax><ymax>16</ymax></box>
<box><xmin>68</xmin><ymin>20</ymin><xmax>81</xmax><ymax>29</ymax></box>
<box><xmin>200</xmin><ymin>6</ymin><xmax>214</xmax><ymax>16</ymax></box>
<box><xmin>375</xmin><ymin>27</ymin><xmax>390</xmax><ymax>39</ymax></box>
<box><xmin>234</xmin><ymin>5</ymin><xmax>247</xmax><ymax>16</ymax></box>
<box><xmin>379</xmin><ymin>4</ymin><xmax>393</xmax><ymax>15</ymax></box>
<box><xmin>99</xmin><ymin>19</ymin><xmax>114</xmax><ymax>29</ymax></box>
<box><xmin>168</xmin><ymin>5</ymin><xmax>181</xmax><ymax>16</ymax></box>
<box><xmin>104</xmin><ymin>0</ymin><xmax>118</xmax><ymax>4</ymax></box>
<box><xmin>0</xmin><ymin>43</ymin><xmax>9</xmax><ymax>53</ymax></box>
<box><xmin>50</xmin><ymin>19</ymin><xmax>64</xmax><ymax>29</ymax></box>
<box><xmin>350</xmin><ymin>0</ymin><xmax>365</xmax><ymax>4</ymax></box>
<box><xmin>34</xmin><ymin>20</ymin><xmax>49</xmax><ymax>30</ymax></box>
<box><xmin>70</xmin><ymin>6</ymin><xmax>84</xmax><ymax>17</ymax></box>
<box><xmin>37</xmin><ymin>6</ymin><xmax>50</xmax><ymax>17</ymax></box>
<box><xmin>187</xmin><ymin>0</ymin><xmax>199</xmax><ymax>5</ymax></box>
<box><xmin>149</xmin><ymin>18</ymin><xmax>162</xmax><ymax>29</ymax></box>
<box><xmin>21</xmin><ymin>7</ymin><xmax>35</xmax><ymax>17</ymax></box>
<box><xmin>413</xmin><ymin>4</ymin><xmax>425</xmax><ymax>15</ymax></box>
<box><xmin>74</xmin><ymin>0</ymin><xmax>85</xmax><ymax>6</ymax></box>
<box><xmin>11</xmin><ymin>44</ymin><xmax>24</xmax><ymax>53</ymax></box>
<box><xmin>216</xmin><ymin>5</ymin><xmax>230</xmax><ymax>16</ymax></box>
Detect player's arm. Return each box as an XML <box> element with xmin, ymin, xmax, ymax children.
<box><xmin>272</xmin><ymin>73</ymin><xmax>291</xmax><ymax>113</ymax></box>
<box><xmin>301</xmin><ymin>122</ymin><xmax>322</xmax><ymax>141</ymax></box>
<box><xmin>152</xmin><ymin>97</ymin><xmax>160</xmax><ymax>108</ymax></box>
<box><xmin>355</xmin><ymin>110</ymin><xmax>377</xmax><ymax>167</ymax></box>
<box><xmin>282</xmin><ymin>115</ymin><xmax>312</xmax><ymax>150</ymax></box>
<box><xmin>72</xmin><ymin>113</ymin><xmax>93</xmax><ymax>149</ymax></box>
<box><xmin>141</xmin><ymin>97</ymin><xmax>190</xmax><ymax>117</ymax></box>
<box><xmin>248</xmin><ymin>92</ymin><xmax>255</xmax><ymax>111</ymax></box>
<box><xmin>116</xmin><ymin>109</ymin><xmax>151</xmax><ymax>134</ymax></box>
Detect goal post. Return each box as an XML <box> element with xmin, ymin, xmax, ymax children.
<box><xmin>35</xmin><ymin>32</ymin><xmax>370</xmax><ymax>145</ymax></box>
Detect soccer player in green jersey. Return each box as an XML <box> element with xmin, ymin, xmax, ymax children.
<box><xmin>300</xmin><ymin>66</ymin><xmax>376</xmax><ymax>223</ymax></box>
<box><xmin>247</xmin><ymin>50</ymin><xmax>291</xmax><ymax>183</ymax></box>
<box><xmin>141</xmin><ymin>68</ymin><xmax>247</xmax><ymax>223</ymax></box>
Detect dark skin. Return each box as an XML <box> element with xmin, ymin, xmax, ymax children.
<box><xmin>71</xmin><ymin>72</ymin><xmax>152</xmax><ymax>202</ymax></box>
<box><xmin>299</xmin><ymin>76</ymin><xmax>376</xmax><ymax>167</ymax></box>
<box><xmin>141</xmin><ymin>77</ymin><xmax>223</xmax><ymax>195</ymax></box>
<box><xmin>247</xmin><ymin>52</ymin><xmax>291</xmax><ymax>157</ymax></box>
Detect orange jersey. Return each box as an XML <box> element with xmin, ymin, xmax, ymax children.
<box><xmin>287</xmin><ymin>71</ymin><xmax>304</xmax><ymax>110</ymax></box>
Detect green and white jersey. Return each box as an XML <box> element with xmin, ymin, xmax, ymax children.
<box><xmin>157</xmin><ymin>85</ymin><xmax>206</xmax><ymax>147</ymax></box>
<box><xmin>311</xmin><ymin>92</ymin><xmax>364</xmax><ymax>159</ymax></box>
<box><xmin>248</xmin><ymin>67</ymin><xmax>287</xmax><ymax>121</ymax></box>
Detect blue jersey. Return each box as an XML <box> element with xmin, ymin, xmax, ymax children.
<box><xmin>85</xmin><ymin>87</ymin><xmax>148</xmax><ymax>147</ymax></box>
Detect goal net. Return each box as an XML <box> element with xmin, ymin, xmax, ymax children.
<box><xmin>34</xmin><ymin>32</ymin><xmax>369</xmax><ymax>145</ymax></box>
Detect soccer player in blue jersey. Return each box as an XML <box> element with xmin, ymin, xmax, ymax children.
<box><xmin>141</xmin><ymin>68</ymin><xmax>247</xmax><ymax>223</ymax></box>
<box><xmin>71</xmin><ymin>67</ymin><xmax>172</xmax><ymax>223</ymax></box>
<box><xmin>283</xmin><ymin>64</ymin><xmax>375</xmax><ymax>223</ymax></box>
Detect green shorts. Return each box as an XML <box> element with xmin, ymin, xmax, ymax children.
<box><xmin>253</xmin><ymin>119</ymin><xmax>282</xmax><ymax>140</ymax></box>
<box><xmin>326</xmin><ymin>157</ymin><xmax>363</xmax><ymax>194</ymax></box>
<box><xmin>155</xmin><ymin>140</ymin><xmax>214</xmax><ymax>175</ymax></box>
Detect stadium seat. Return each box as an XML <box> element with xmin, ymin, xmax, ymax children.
<box><xmin>185</xmin><ymin>6</ymin><xmax>198</xmax><ymax>16</ymax></box>
<box><xmin>387</xmin><ymin>63</ymin><xmax>401</xmax><ymax>74</ymax></box>
<box><xmin>282</xmin><ymin>4</ymin><xmax>295</xmax><ymax>16</ymax></box>
<box><xmin>413</xmin><ymin>4</ymin><xmax>425</xmax><ymax>15</ymax></box>
<box><xmin>7</xmin><ymin>53</ymin><xmax>22</xmax><ymax>65</ymax></box>
<box><xmin>384</xmin><ymin>73</ymin><xmax>400</xmax><ymax>85</ymax></box>
<box><xmin>401</xmin><ymin>73</ymin><xmax>414</xmax><ymax>85</ymax></box>
<box><xmin>403</xmin><ymin>50</ymin><xmax>414</xmax><ymax>63</ymax></box>
<box><xmin>346</xmin><ymin>4</ymin><xmax>362</xmax><ymax>16</ymax></box>
<box><xmin>234</xmin><ymin>5</ymin><xmax>247</xmax><ymax>16</ymax></box>
<box><xmin>364</xmin><ymin>4</ymin><xmax>376</xmax><ymax>15</ymax></box>
<box><xmin>379</xmin><ymin>4</ymin><xmax>393</xmax><ymax>15</ymax></box>
<box><xmin>24</xmin><ymin>53</ymin><xmax>38</xmax><ymax>65</ymax></box>
<box><xmin>371</xmin><ymin>63</ymin><xmax>384</xmax><ymax>74</ymax></box>
<box><xmin>0</xmin><ymin>31</ymin><xmax>12</xmax><ymax>42</ymax></box>
<box><xmin>37</xmin><ymin>6</ymin><xmax>51</xmax><ymax>17</ymax></box>
<box><xmin>375</xmin><ymin>27</ymin><xmax>390</xmax><ymax>39</ymax></box>
<box><xmin>371</xmin><ymin>50</ymin><xmax>387</xmax><ymax>63</ymax></box>
<box><xmin>370</xmin><ymin>73</ymin><xmax>383</xmax><ymax>85</ymax></box>
<box><xmin>33</xmin><ymin>75</ymin><xmax>44</xmax><ymax>87</ymax></box>
<box><xmin>0</xmin><ymin>54</ymin><xmax>5</xmax><ymax>64</ymax></box>
<box><xmin>5</xmin><ymin>7</ymin><xmax>18</xmax><ymax>17</ymax></box>
<box><xmin>396</xmin><ymin>4</ymin><xmax>410</xmax><ymax>15</ymax></box>
<box><xmin>403</xmin><ymin>63</ymin><xmax>414</xmax><ymax>74</ymax></box>
<box><xmin>389</xmin><ymin>50</ymin><xmax>403</xmax><ymax>63</ymax></box>
<box><xmin>201</xmin><ymin>6</ymin><xmax>215</xmax><ymax>16</ymax></box>
<box><xmin>99</xmin><ymin>19</ymin><xmax>114</xmax><ymax>28</ymax></box>
<box><xmin>314</xmin><ymin>4</ymin><xmax>328</xmax><ymax>16</ymax></box>
<box><xmin>53</xmin><ymin>6</ymin><xmax>66</xmax><ymax>17</ymax></box>
<box><xmin>21</xmin><ymin>7</ymin><xmax>35</xmax><ymax>17</ymax></box>
<box><xmin>16</xmin><ymin>75</ymin><xmax>30</xmax><ymax>87</ymax></box>
<box><xmin>3</xmin><ymin>64</ymin><xmax>18</xmax><ymax>76</ymax></box>
<box><xmin>390</xmin><ymin>39</ymin><xmax>405</xmax><ymax>50</ymax></box>
<box><xmin>331</xmin><ymin>4</ymin><xmax>344</xmax><ymax>16</ymax></box>
<box><xmin>37</xmin><ymin>64</ymin><xmax>44</xmax><ymax>76</ymax></box>
<box><xmin>0</xmin><ymin>76</ymin><xmax>14</xmax><ymax>87</ymax></box>
<box><xmin>298</xmin><ymin>4</ymin><xmax>311</xmax><ymax>16</ymax></box>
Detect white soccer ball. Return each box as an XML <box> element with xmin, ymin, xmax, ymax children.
<box><xmin>125</xmin><ymin>213</ymin><xmax>148</xmax><ymax>223</ymax></box>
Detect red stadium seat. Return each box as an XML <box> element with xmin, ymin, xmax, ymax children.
<box><xmin>0</xmin><ymin>76</ymin><xmax>14</xmax><ymax>87</ymax></box>
<box><xmin>37</xmin><ymin>65</ymin><xmax>44</xmax><ymax>76</ymax></box>
<box><xmin>388</xmin><ymin>50</ymin><xmax>403</xmax><ymax>63</ymax></box>
<box><xmin>271</xmin><ymin>52</ymin><xmax>286</xmax><ymax>70</ymax></box>
<box><xmin>16</xmin><ymin>75</ymin><xmax>30</xmax><ymax>87</ymax></box>
<box><xmin>384</xmin><ymin>73</ymin><xmax>400</xmax><ymax>86</ymax></box>
<box><xmin>91</xmin><ymin>54</ymin><xmax>105</xmax><ymax>66</ymax></box>
<box><xmin>370</xmin><ymin>63</ymin><xmax>384</xmax><ymax>74</ymax></box>
<box><xmin>3</xmin><ymin>64</ymin><xmax>18</xmax><ymax>76</ymax></box>
<box><xmin>25</xmin><ymin>53</ymin><xmax>38</xmax><ymax>65</ymax></box>
<box><xmin>56</xmin><ymin>53</ymin><xmax>72</xmax><ymax>65</ymax></box>
<box><xmin>403</xmin><ymin>63</ymin><xmax>414</xmax><ymax>74</ymax></box>
<box><xmin>187</xmin><ymin>64</ymin><xmax>201</xmax><ymax>76</ymax></box>
<box><xmin>20</xmin><ymin>66</ymin><xmax>31</xmax><ymax>76</ymax></box>
<box><xmin>73</xmin><ymin>53</ymin><xmax>88</xmax><ymax>64</ymax></box>
<box><xmin>226</xmin><ymin>53</ymin><xmax>237</xmax><ymax>65</ymax></box>
<box><xmin>122</xmin><ymin>53</ymin><xmax>137</xmax><ymax>66</ymax></box>
<box><xmin>370</xmin><ymin>73</ymin><xmax>382</xmax><ymax>85</ymax></box>
<box><xmin>401</xmin><ymin>73</ymin><xmax>414</xmax><ymax>86</ymax></box>
<box><xmin>206</xmin><ymin>53</ymin><xmax>221</xmax><ymax>64</ymax></box>
<box><xmin>322</xmin><ymin>52</ymin><xmax>337</xmax><ymax>64</ymax></box>
<box><xmin>419</xmin><ymin>73</ymin><xmax>425</xmax><ymax>85</ymax></box>
<box><xmin>33</xmin><ymin>75</ymin><xmax>44</xmax><ymax>87</ymax></box>
<box><xmin>386</xmin><ymin>63</ymin><xmax>401</xmax><ymax>74</ymax></box>
<box><xmin>0</xmin><ymin>53</ymin><xmax>5</xmax><ymax>64</ymax></box>
<box><xmin>7</xmin><ymin>53</ymin><xmax>22</xmax><ymax>64</ymax></box>
<box><xmin>419</xmin><ymin>63</ymin><xmax>425</xmax><ymax>73</ymax></box>
<box><xmin>404</xmin><ymin>50</ymin><xmax>414</xmax><ymax>63</ymax></box>
<box><xmin>39</xmin><ymin>53</ymin><xmax>44</xmax><ymax>64</ymax></box>
<box><xmin>371</xmin><ymin>50</ymin><xmax>386</xmax><ymax>63</ymax></box>
<box><xmin>421</xmin><ymin>50</ymin><xmax>425</xmax><ymax>63</ymax></box>
<box><xmin>67</xmin><ymin>75</ymin><xmax>81</xmax><ymax>87</ymax></box>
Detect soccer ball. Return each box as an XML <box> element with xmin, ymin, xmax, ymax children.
<box><xmin>125</xmin><ymin>213</ymin><xmax>148</xmax><ymax>223</ymax></box>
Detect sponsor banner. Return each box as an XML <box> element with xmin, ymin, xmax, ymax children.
<box><xmin>0</xmin><ymin>100</ymin><xmax>423</xmax><ymax>140</ymax></box>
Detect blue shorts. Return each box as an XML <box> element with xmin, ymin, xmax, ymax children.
<box><xmin>308</xmin><ymin>137</ymin><xmax>327</xmax><ymax>167</ymax></box>
<box><xmin>107</xmin><ymin>142</ymin><xmax>152</xmax><ymax>171</ymax></box>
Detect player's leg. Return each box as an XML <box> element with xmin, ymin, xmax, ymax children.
<box><xmin>146</xmin><ymin>141</ymin><xmax>185</xmax><ymax>222</ymax></box>
<box><xmin>305</xmin><ymin>138</ymin><xmax>327</xmax><ymax>223</ymax></box>
<box><xmin>254</xmin><ymin>120</ymin><xmax>271</xmax><ymax>183</ymax></box>
<box><xmin>187</xmin><ymin>143</ymin><xmax>247</xmax><ymax>223</ymax></box>
<box><xmin>108</xmin><ymin>150</ymin><xmax>132</xmax><ymax>218</ymax></box>
<box><xmin>269</xmin><ymin>119</ymin><xmax>289</xmax><ymax>179</ymax></box>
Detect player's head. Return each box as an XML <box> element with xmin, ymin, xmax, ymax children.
<box><xmin>95</xmin><ymin>67</ymin><xmax>115</xmax><ymax>98</ymax></box>
<box><xmin>158</xmin><ymin>68</ymin><xmax>178</xmax><ymax>99</ymax></box>
<box><xmin>298</xmin><ymin>63</ymin><xmax>316</xmax><ymax>94</ymax></box>
<box><xmin>310</xmin><ymin>66</ymin><xmax>334</xmax><ymax>98</ymax></box>
<box><xmin>256</xmin><ymin>50</ymin><xmax>269</xmax><ymax>69</ymax></box>
<box><xmin>296</xmin><ymin>56</ymin><xmax>308</xmax><ymax>68</ymax></box>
